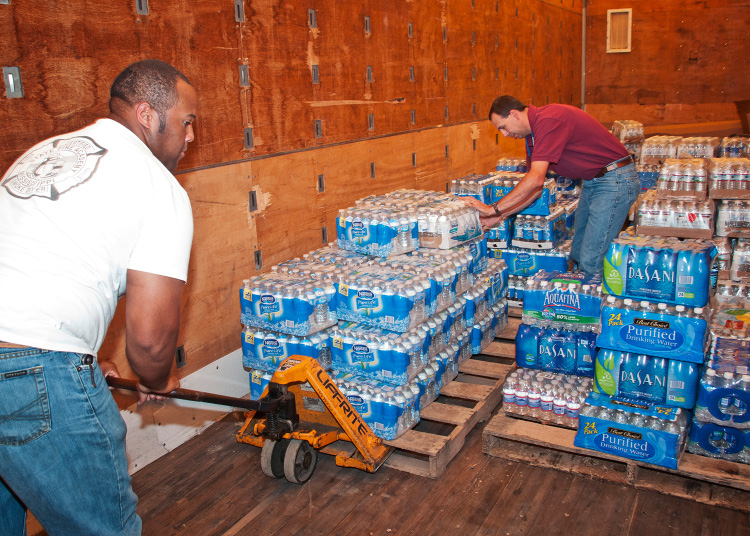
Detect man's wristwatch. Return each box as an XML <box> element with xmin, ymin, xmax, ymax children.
<box><xmin>491</xmin><ymin>201</ymin><xmax>503</xmax><ymax>217</ymax></box>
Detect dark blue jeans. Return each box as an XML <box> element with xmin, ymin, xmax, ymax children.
<box><xmin>0</xmin><ymin>347</ymin><xmax>141</xmax><ymax>535</ymax></box>
<box><xmin>570</xmin><ymin>163</ymin><xmax>640</xmax><ymax>276</ymax></box>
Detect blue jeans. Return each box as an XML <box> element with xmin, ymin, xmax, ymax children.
<box><xmin>0</xmin><ymin>347</ymin><xmax>141</xmax><ymax>536</ymax></box>
<box><xmin>570</xmin><ymin>162</ymin><xmax>639</xmax><ymax>276</ymax></box>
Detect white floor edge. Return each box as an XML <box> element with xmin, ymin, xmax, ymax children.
<box><xmin>121</xmin><ymin>348</ymin><xmax>249</xmax><ymax>474</ymax></box>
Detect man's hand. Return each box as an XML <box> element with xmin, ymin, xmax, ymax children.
<box><xmin>136</xmin><ymin>371</ymin><xmax>180</xmax><ymax>405</ymax></box>
<box><xmin>460</xmin><ymin>196</ymin><xmax>497</xmax><ymax>217</ymax></box>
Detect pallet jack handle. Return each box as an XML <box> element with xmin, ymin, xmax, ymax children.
<box><xmin>106</xmin><ymin>376</ymin><xmax>281</xmax><ymax>412</ymax></box>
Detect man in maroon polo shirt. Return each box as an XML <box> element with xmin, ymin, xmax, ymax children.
<box><xmin>465</xmin><ymin>95</ymin><xmax>640</xmax><ymax>276</ymax></box>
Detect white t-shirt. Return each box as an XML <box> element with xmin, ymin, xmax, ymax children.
<box><xmin>0</xmin><ymin>119</ymin><xmax>193</xmax><ymax>356</ymax></box>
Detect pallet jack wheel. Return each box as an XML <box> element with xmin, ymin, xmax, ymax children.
<box><xmin>283</xmin><ymin>439</ymin><xmax>317</xmax><ymax>484</ymax></box>
<box><xmin>260</xmin><ymin>438</ymin><xmax>290</xmax><ymax>478</ymax></box>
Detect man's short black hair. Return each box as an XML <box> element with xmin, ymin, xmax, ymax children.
<box><xmin>488</xmin><ymin>95</ymin><xmax>527</xmax><ymax>120</ymax></box>
<box><xmin>109</xmin><ymin>59</ymin><xmax>191</xmax><ymax>133</ymax></box>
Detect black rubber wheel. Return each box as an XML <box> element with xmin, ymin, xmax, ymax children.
<box><xmin>283</xmin><ymin>439</ymin><xmax>317</xmax><ymax>484</ymax></box>
<box><xmin>260</xmin><ymin>438</ymin><xmax>289</xmax><ymax>478</ymax></box>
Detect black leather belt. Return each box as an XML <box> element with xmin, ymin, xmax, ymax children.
<box><xmin>594</xmin><ymin>155</ymin><xmax>634</xmax><ymax>178</ymax></box>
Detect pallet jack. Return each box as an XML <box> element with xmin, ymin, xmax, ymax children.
<box><xmin>107</xmin><ymin>355</ymin><xmax>393</xmax><ymax>484</ymax></box>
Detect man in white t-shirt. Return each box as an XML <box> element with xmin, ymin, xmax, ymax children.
<box><xmin>0</xmin><ymin>59</ymin><xmax>197</xmax><ymax>536</ymax></box>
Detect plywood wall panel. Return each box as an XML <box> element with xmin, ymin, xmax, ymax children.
<box><xmin>0</xmin><ymin>0</ymin><xmax>243</xmax><ymax>173</ymax></box>
<box><xmin>585</xmin><ymin>1</ymin><xmax>749</xmax><ymax>126</ymax></box>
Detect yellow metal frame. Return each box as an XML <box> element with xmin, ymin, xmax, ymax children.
<box><xmin>236</xmin><ymin>355</ymin><xmax>392</xmax><ymax>473</ymax></box>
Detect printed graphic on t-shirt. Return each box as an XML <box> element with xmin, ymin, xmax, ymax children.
<box><xmin>1</xmin><ymin>136</ymin><xmax>107</xmax><ymax>200</ymax></box>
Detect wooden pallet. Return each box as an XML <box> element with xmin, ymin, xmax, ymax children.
<box><xmin>381</xmin><ymin>357</ymin><xmax>512</xmax><ymax>479</ymax></box>
<box><xmin>483</xmin><ymin>412</ymin><xmax>750</xmax><ymax>512</ymax></box>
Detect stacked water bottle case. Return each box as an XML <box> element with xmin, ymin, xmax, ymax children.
<box><xmin>688</xmin><ymin>283</ymin><xmax>750</xmax><ymax>463</ymax></box>
<box><xmin>240</xmin><ymin>189</ymin><xmax>509</xmax><ymax>442</ymax></box>
<box><xmin>503</xmin><ymin>271</ymin><xmax>603</xmax><ymax>428</ymax></box>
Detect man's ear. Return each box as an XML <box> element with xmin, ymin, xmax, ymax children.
<box><xmin>135</xmin><ymin>101</ymin><xmax>158</xmax><ymax>131</ymax></box>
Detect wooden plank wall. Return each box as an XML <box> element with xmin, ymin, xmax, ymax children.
<box><xmin>0</xmin><ymin>0</ymin><xmax>582</xmax><ymax>397</ymax></box>
<box><xmin>584</xmin><ymin>0</ymin><xmax>750</xmax><ymax>130</ymax></box>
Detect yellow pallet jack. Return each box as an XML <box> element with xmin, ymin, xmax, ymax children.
<box><xmin>107</xmin><ymin>355</ymin><xmax>392</xmax><ymax>484</ymax></box>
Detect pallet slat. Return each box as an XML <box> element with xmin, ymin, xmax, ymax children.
<box><xmin>380</xmin><ymin>359</ymin><xmax>511</xmax><ymax>479</ymax></box>
<box><xmin>483</xmin><ymin>412</ymin><xmax>750</xmax><ymax>512</ymax></box>
<box><xmin>419</xmin><ymin>401</ymin><xmax>475</xmax><ymax>425</ymax></box>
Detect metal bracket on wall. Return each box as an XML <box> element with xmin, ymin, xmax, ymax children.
<box><xmin>408</xmin><ymin>22</ymin><xmax>413</xmax><ymax>38</ymax></box>
<box><xmin>318</xmin><ymin>174</ymin><xmax>325</xmax><ymax>193</ymax></box>
<box><xmin>135</xmin><ymin>0</ymin><xmax>148</xmax><ymax>15</ymax></box>
<box><xmin>239</xmin><ymin>65</ymin><xmax>249</xmax><ymax>87</ymax></box>
<box><xmin>366</xmin><ymin>66</ymin><xmax>373</xmax><ymax>83</ymax></box>
<box><xmin>234</xmin><ymin>0</ymin><xmax>245</xmax><ymax>22</ymax></box>
<box><xmin>311</xmin><ymin>65</ymin><xmax>319</xmax><ymax>84</ymax></box>
<box><xmin>410</xmin><ymin>109</ymin><xmax>415</xmax><ymax>125</ymax></box>
<box><xmin>254</xmin><ymin>250</ymin><xmax>263</xmax><ymax>271</ymax></box>
<box><xmin>364</xmin><ymin>16</ymin><xmax>370</xmax><ymax>35</ymax></box>
<box><xmin>308</xmin><ymin>9</ymin><xmax>316</xmax><ymax>28</ymax></box>
<box><xmin>368</xmin><ymin>113</ymin><xmax>374</xmax><ymax>131</ymax></box>
<box><xmin>409</xmin><ymin>66</ymin><xmax>415</xmax><ymax>82</ymax></box>
<box><xmin>321</xmin><ymin>226</ymin><xmax>328</xmax><ymax>244</ymax></box>
<box><xmin>248</xmin><ymin>190</ymin><xmax>258</xmax><ymax>212</ymax></box>
<box><xmin>412</xmin><ymin>153</ymin><xmax>417</xmax><ymax>167</ymax></box>
<box><xmin>3</xmin><ymin>67</ymin><xmax>22</xmax><ymax>98</ymax></box>
<box><xmin>370</xmin><ymin>162</ymin><xmax>376</xmax><ymax>179</ymax></box>
<box><xmin>444</xmin><ymin>106</ymin><xmax>449</xmax><ymax>120</ymax></box>
<box><xmin>314</xmin><ymin>120</ymin><xmax>322</xmax><ymax>139</ymax></box>
<box><xmin>445</xmin><ymin>145</ymin><xmax>449</xmax><ymax>159</ymax></box>
<box><xmin>244</xmin><ymin>128</ymin><xmax>254</xmax><ymax>149</ymax></box>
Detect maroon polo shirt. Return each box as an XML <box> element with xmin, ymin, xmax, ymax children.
<box><xmin>526</xmin><ymin>104</ymin><xmax>629</xmax><ymax>180</ymax></box>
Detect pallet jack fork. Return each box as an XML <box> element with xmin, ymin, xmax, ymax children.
<box><xmin>236</xmin><ymin>355</ymin><xmax>393</xmax><ymax>484</ymax></box>
<box><xmin>108</xmin><ymin>355</ymin><xmax>392</xmax><ymax>485</ymax></box>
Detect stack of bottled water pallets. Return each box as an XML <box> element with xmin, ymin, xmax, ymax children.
<box><xmin>501</xmin><ymin>270</ymin><xmax>603</xmax><ymax>429</ymax></box>
<box><xmin>239</xmin><ymin>189</ymin><xmax>509</xmax><ymax>442</ymax></box>
<box><xmin>688</xmin><ymin>282</ymin><xmax>750</xmax><ymax>464</ymax></box>
<box><xmin>574</xmin><ymin>232</ymin><xmax>717</xmax><ymax>469</ymax></box>
<box><xmin>450</xmin><ymin>161</ymin><xmax>578</xmax><ymax>307</ymax></box>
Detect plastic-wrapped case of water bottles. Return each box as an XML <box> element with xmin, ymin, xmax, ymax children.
<box><xmin>502</xmin><ymin>367</ymin><xmax>592</xmax><ymax>429</ymax></box>
<box><xmin>335</xmin><ymin>269</ymin><xmax>431</xmax><ymax>332</ymax></box>
<box><xmin>241</xmin><ymin>326</ymin><xmax>332</xmax><ymax>373</ymax></box>
<box><xmin>687</xmin><ymin>418</ymin><xmax>750</xmax><ymax>464</ymax></box>
<box><xmin>593</xmin><ymin>349</ymin><xmax>701</xmax><ymax>409</ymax></box>
<box><xmin>240</xmin><ymin>274</ymin><xmax>337</xmax><ymax>336</ymax></box>
<box><xmin>693</xmin><ymin>368</ymin><xmax>750</xmax><ymax>429</ymax></box>
<box><xmin>635</xmin><ymin>189</ymin><xmax>715</xmax><ymax>239</ymax></box>
<box><xmin>640</xmin><ymin>136</ymin><xmax>682</xmax><ymax>165</ymax></box>
<box><xmin>719</xmin><ymin>137</ymin><xmax>750</xmax><ymax>159</ymax></box>
<box><xmin>603</xmin><ymin>234</ymin><xmax>715</xmax><ymax>307</ymax></box>
<box><xmin>449</xmin><ymin>174</ymin><xmax>496</xmax><ymax>203</ymax></box>
<box><xmin>707</xmin><ymin>158</ymin><xmax>750</xmax><ymax>199</ymax></box>
<box><xmin>655</xmin><ymin>158</ymin><xmax>708</xmax><ymax>200</ymax></box>
<box><xmin>637</xmin><ymin>164</ymin><xmax>659</xmax><ymax>191</ymax></box>
<box><xmin>413</xmin><ymin>201</ymin><xmax>483</xmax><ymax>250</ymax></box>
<box><xmin>676</xmin><ymin>137</ymin><xmax>720</xmax><ymax>159</ymax></box>
<box><xmin>496</xmin><ymin>157</ymin><xmax>527</xmax><ymax>172</ymax></box>
<box><xmin>597</xmin><ymin>295</ymin><xmax>709</xmax><ymax>363</ymax></box>
<box><xmin>489</xmin><ymin>240</ymin><xmax>571</xmax><ymax>277</ymax></box>
<box><xmin>249</xmin><ymin>369</ymin><xmax>273</xmax><ymax>400</ymax></box>
<box><xmin>510</xmin><ymin>209</ymin><xmax>569</xmax><ymax>250</ymax></box>
<box><xmin>331</xmin><ymin>372</ymin><xmax>424</xmax><ymax>441</ymax></box>
<box><xmin>729</xmin><ymin>241</ymin><xmax>750</xmax><ymax>281</ymax></box>
<box><xmin>486</xmin><ymin>219</ymin><xmax>512</xmax><ymax>249</ymax></box>
<box><xmin>337</xmin><ymin>206</ymin><xmax>419</xmax><ymax>257</ymax></box>
<box><xmin>716</xmin><ymin>200</ymin><xmax>750</xmax><ymax>238</ymax></box>
<box><xmin>337</xmin><ymin>190</ymin><xmax>482</xmax><ymax>255</ymax></box>
<box><xmin>491</xmin><ymin>176</ymin><xmax>557</xmax><ymax>216</ymax></box>
<box><xmin>330</xmin><ymin>321</ymin><xmax>429</xmax><ymax>385</ymax></box>
<box><xmin>611</xmin><ymin>120</ymin><xmax>644</xmax><ymax>143</ymax></box>
<box><xmin>521</xmin><ymin>271</ymin><xmax>603</xmax><ymax>328</ymax></box>
<box><xmin>515</xmin><ymin>324</ymin><xmax>598</xmax><ymax>377</ymax></box>
<box><xmin>574</xmin><ymin>392</ymin><xmax>689</xmax><ymax>469</ymax></box>
<box><xmin>472</xmin><ymin>301</ymin><xmax>508</xmax><ymax>355</ymax></box>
